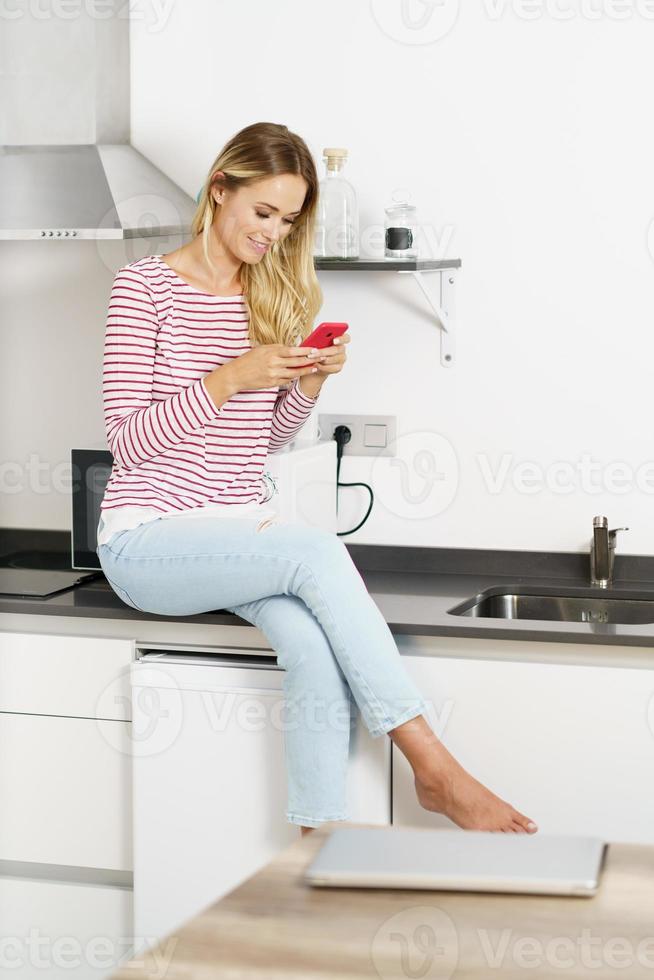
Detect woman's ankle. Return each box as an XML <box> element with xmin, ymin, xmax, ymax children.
<box><xmin>387</xmin><ymin>714</ymin><xmax>447</xmax><ymax>780</ymax></box>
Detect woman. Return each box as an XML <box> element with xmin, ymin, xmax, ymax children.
<box><xmin>97</xmin><ymin>121</ymin><xmax>537</xmax><ymax>836</ymax></box>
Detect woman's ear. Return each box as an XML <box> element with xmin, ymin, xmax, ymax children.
<box><xmin>210</xmin><ymin>171</ymin><xmax>226</xmax><ymax>206</ymax></box>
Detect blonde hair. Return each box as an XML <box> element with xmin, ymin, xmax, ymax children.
<box><xmin>190</xmin><ymin>122</ymin><xmax>323</xmax><ymax>347</ymax></box>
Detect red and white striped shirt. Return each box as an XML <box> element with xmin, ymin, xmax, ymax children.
<box><xmin>99</xmin><ymin>255</ymin><xmax>319</xmax><ymax>539</ymax></box>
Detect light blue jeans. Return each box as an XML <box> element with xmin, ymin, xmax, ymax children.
<box><xmin>96</xmin><ymin>513</ymin><xmax>428</xmax><ymax>827</ymax></box>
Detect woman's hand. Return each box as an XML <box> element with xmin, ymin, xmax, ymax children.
<box><xmin>305</xmin><ymin>332</ymin><xmax>351</xmax><ymax>380</ymax></box>
<box><xmin>222</xmin><ymin>343</ymin><xmax>326</xmax><ymax>393</ymax></box>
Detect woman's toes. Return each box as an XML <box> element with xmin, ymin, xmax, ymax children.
<box><xmin>513</xmin><ymin>811</ymin><xmax>538</xmax><ymax>833</ymax></box>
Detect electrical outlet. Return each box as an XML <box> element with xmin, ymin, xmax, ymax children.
<box><xmin>317</xmin><ymin>414</ymin><xmax>397</xmax><ymax>457</ymax></box>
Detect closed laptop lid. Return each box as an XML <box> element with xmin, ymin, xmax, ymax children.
<box><xmin>305</xmin><ymin>826</ymin><xmax>607</xmax><ymax>897</ymax></box>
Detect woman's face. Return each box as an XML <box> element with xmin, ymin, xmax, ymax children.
<box><xmin>211</xmin><ymin>172</ymin><xmax>307</xmax><ymax>264</ymax></box>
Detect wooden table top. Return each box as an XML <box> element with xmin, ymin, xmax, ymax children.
<box><xmin>111</xmin><ymin>822</ymin><xmax>654</xmax><ymax>979</ymax></box>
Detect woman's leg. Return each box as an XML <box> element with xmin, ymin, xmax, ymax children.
<box><xmin>98</xmin><ymin>515</ymin><xmax>537</xmax><ymax>833</ymax></box>
<box><xmin>99</xmin><ymin>516</ymin><xmax>428</xmax><ymax>735</ymax></box>
<box><xmin>222</xmin><ymin>593</ymin><xmax>357</xmax><ymax>830</ymax></box>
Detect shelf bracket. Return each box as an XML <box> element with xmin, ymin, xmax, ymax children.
<box><xmin>397</xmin><ymin>268</ymin><xmax>457</xmax><ymax>367</ymax></box>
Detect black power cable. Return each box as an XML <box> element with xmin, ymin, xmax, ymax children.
<box><xmin>332</xmin><ymin>425</ymin><xmax>374</xmax><ymax>536</ymax></box>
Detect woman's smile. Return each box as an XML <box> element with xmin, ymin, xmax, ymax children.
<box><xmin>247</xmin><ymin>235</ymin><xmax>269</xmax><ymax>254</ymax></box>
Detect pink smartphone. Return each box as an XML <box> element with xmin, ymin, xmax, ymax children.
<box><xmin>299</xmin><ymin>322</ymin><xmax>349</xmax><ymax>360</ymax></box>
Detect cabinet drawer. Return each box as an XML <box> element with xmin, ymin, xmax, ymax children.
<box><xmin>0</xmin><ymin>713</ymin><xmax>132</xmax><ymax>870</ymax></box>
<box><xmin>0</xmin><ymin>631</ymin><xmax>133</xmax><ymax>719</ymax></box>
<box><xmin>0</xmin><ymin>874</ymin><xmax>133</xmax><ymax>980</ymax></box>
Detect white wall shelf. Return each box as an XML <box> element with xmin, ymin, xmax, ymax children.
<box><xmin>314</xmin><ymin>257</ymin><xmax>461</xmax><ymax>368</ymax></box>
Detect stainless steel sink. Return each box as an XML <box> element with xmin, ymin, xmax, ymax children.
<box><xmin>448</xmin><ymin>588</ymin><xmax>654</xmax><ymax>625</ymax></box>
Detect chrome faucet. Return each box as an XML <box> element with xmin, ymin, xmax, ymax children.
<box><xmin>590</xmin><ymin>516</ymin><xmax>629</xmax><ymax>588</ymax></box>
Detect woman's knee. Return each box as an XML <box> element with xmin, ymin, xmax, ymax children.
<box><xmin>289</xmin><ymin>524</ymin><xmax>355</xmax><ymax>574</ymax></box>
<box><xmin>231</xmin><ymin>593</ymin><xmax>334</xmax><ymax>672</ymax></box>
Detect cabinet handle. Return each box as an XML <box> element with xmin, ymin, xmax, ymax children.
<box><xmin>136</xmin><ymin>650</ymin><xmax>279</xmax><ymax>669</ymax></box>
<box><xmin>0</xmin><ymin>859</ymin><xmax>132</xmax><ymax>889</ymax></box>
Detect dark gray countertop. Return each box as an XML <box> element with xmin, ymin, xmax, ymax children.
<box><xmin>3</xmin><ymin>534</ymin><xmax>654</xmax><ymax>647</ymax></box>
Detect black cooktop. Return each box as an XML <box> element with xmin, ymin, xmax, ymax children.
<box><xmin>0</xmin><ymin>545</ymin><xmax>101</xmax><ymax>597</ymax></box>
<box><xmin>0</xmin><ymin>567</ymin><xmax>100</xmax><ymax>598</ymax></box>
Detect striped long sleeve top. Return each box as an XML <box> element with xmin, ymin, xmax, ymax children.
<box><xmin>99</xmin><ymin>255</ymin><xmax>319</xmax><ymax>521</ymax></box>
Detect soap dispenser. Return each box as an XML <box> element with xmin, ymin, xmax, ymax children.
<box><xmin>314</xmin><ymin>147</ymin><xmax>359</xmax><ymax>260</ymax></box>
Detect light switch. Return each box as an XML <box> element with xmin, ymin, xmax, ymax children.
<box><xmin>319</xmin><ymin>413</ymin><xmax>396</xmax><ymax>457</ymax></box>
<box><xmin>363</xmin><ymin>424</ymin><xmax>387</xmax><ymax>448</ymax></box>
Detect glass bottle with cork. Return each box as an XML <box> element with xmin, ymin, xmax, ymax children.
<box><xmin>314</xmin><ymin>147</ymin><xmax>359</xmax><ymax>260</ymax></box>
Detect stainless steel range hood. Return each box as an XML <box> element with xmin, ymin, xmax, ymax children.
<box><xmin>0</xmin><ymin>143</ymin><xmax>196</xmax><ymax>241</ymax></box>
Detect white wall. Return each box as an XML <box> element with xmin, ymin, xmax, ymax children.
<box><xmin>6</xmin><ymin>1</ymin><xmax>654</xmax><ymax>555</ymax></box>
<box><xmin>126</xmin><ymin>0</ymin><xmax>654</xmax><ymax>552</ymax></box>
<box><xmin>0</xmin><ymin>235</ymin><xmax>180</xmax><ymax>530</ymax></box>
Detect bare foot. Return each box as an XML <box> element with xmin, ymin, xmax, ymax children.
<box><xmin>389</xmin><ymin>715</ymin><xmax>538</xmax><ymax>834</ymax></box>
<box><xmin>414</xmin><ymin>740</ymin><xmax>538</xmax><ymax>834</ymax></box>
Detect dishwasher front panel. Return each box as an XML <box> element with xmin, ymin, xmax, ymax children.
<box><xmin>131</xmin><ymin>649</ymin><xmax>390</xmax><ymax>949</ymax></box>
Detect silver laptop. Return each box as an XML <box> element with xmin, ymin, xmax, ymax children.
<box><xmin>304</xmin><ymin>826</ymin><xmax>607</xmax><ymax>896</ymax></box>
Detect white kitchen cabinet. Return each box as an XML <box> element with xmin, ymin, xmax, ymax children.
<box><xmin>0</xmin><ymin>630</ymin><xmax>133</xmax><ymax>870</ymax></box>
<box><xmin>0</xmin><ymin>629</ymin><xmax>136</xmax><ymax>980</ymax></box>
<box><xmin>0</xmin><ymin>872</ymin><xmax>133</xmax><ymax>980</ymax></box>
<box><xmin>131</xmin><ymin>647</ymin><xmax>390</xmax><ymax>951</ymax></box>
<box><xmin>391</xmin><ymin>651</ymin><xmax>654</xmax><ymax>843</ymax></box>
<box><xmin>0</xmin><ymin>712</ymin><xmax>132</xmax><ymax>869</ymax></box>
<box><xmin>0</xmin><ymin>631</ymin><xmax>133</xmax><ymax>719</ymax></box>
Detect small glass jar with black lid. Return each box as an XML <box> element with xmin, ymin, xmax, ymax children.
<box><xmin>384</xmin><ymin>201</ymin><xmax>418</xmax><ymax>259</ymax></box>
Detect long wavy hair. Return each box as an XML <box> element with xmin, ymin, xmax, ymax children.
<box><xmin>190</xmin><ymin>122</ymin><xmax>323</xmax><ymax>348</ymax></box>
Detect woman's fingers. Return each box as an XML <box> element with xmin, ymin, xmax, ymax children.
<box><xmin>284</xmin><ymin>350</ymin><xmax>339</xmax><ymax>366</ymax></box>
<box><xmin>279</xmin><ymin>336</ymin><xmax>350</xmax><ymax>367</ymax></box>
